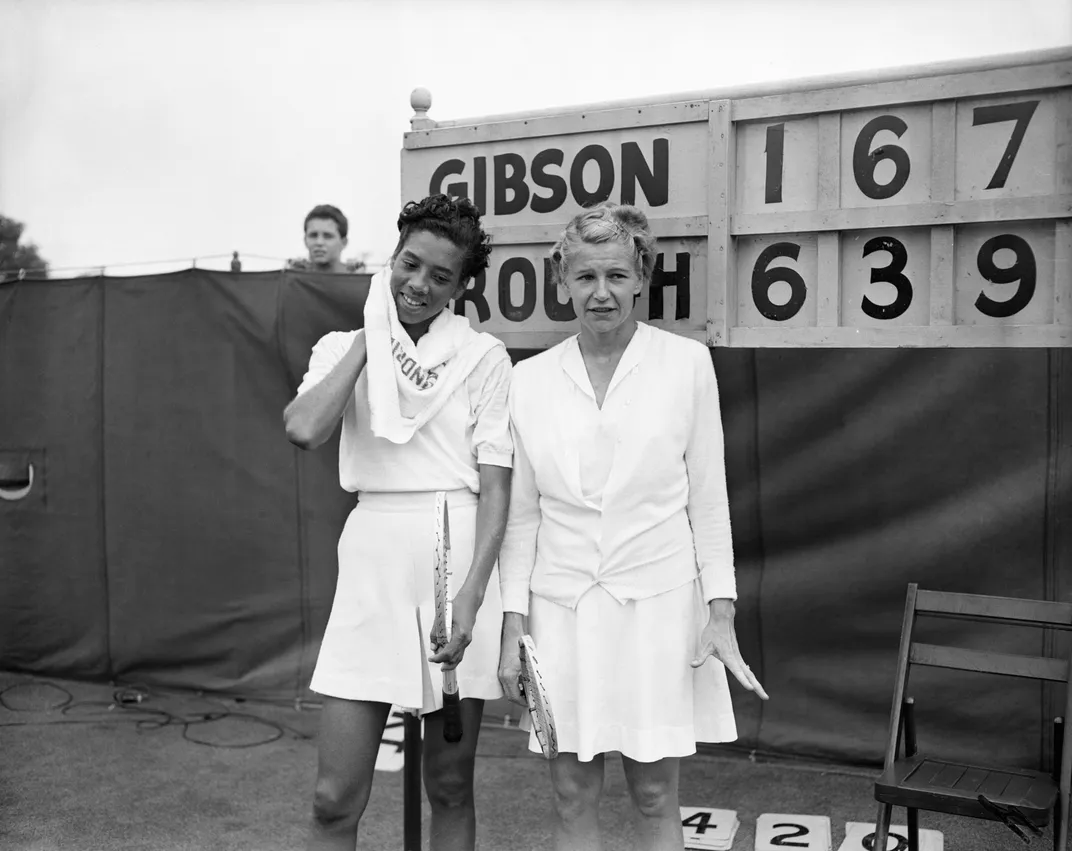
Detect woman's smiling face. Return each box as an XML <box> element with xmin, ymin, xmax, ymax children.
<box><xmin>390</xmin><ymin>230</ymin><xmax>467</xmax><ymax>338</ymax></box>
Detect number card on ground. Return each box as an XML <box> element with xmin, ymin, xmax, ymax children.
<box><xmin>374</xmin><ymin>707</ymin><xmax>408</xmax><ymax>773</ymax></box>
<box><xmin>755</xmin><ymin>813</ymin><xmax>832</xmax><ymax>851</ymax></box>
<box><xmin>836</xmin><ymin>822</ymin><xmax>943</xmax><ymax>851</ymax></box>
<box><xmin>401</xmin><ymin>48</ymin><xmax>1071</xmax><ymax>348</ymax></box>
<box><xmin>681</xmin><ymin>806</ymin><xmax>740</xmax><ymax>850</ymax></box>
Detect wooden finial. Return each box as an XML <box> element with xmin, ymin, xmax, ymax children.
<box><xmin>410</xmin><ymin>88</ymin><xmax>434</xmax><ymax>130</ymax></box>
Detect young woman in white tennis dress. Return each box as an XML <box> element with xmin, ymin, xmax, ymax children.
<box><xmin>497</xmin><ymin>203</ymin><xmax>768</xmax><ymax>851</ymax></box>
<box><xmin>284</xmin><ymin>195</ymin><xmax>512</xmax><ymax>851</ymax></box>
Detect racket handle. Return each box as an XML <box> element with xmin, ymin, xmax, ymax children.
<box><xmin>442</xmin><ymin>690</ymin><xmax>463</xmax><ymax>743</ymax></box>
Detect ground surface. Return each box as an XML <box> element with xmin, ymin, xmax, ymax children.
<box><xmin>0</xmin><ymin>674</ymin><xmax>1048</xmax><ymax>850</ymax></box>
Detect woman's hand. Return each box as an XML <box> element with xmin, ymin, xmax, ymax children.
<box><xmin>691</xmin><ymin>599</ymin><xmax>769</xmax><ymax>700</ymax></box>
<box><xmin>428</xmin><ymin>586</ymin><xmax>478</xmax><ymax>672</ymax></box>
<box><xmin>497</xmin><ymin>613</ymin><xmax>527</xmax><ymax>706</ymax></box>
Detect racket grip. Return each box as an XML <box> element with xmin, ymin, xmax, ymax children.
<box><xmin>442</xmin><ymin>691</ymin><xmax>463</xmax><ymax>743</ymax></box>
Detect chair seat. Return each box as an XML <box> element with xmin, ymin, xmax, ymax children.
<box><xmin>875</xmin><ymin>753</ymin><xmax>1057</xmax><ymax>826</ymax></box>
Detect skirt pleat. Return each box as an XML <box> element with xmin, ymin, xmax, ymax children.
<box><xmin>523</xmin><ymin>580</ymin><xmax>737</xmax><ymax>763</ymax></box>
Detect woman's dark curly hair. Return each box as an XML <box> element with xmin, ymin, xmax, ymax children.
<box><xmin>393</xmin><ymin>194</ymin><xmax>492</xmax><ymax>284</ymax></box>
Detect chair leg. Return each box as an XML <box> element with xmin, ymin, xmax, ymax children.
<box><xmin>874</xmin><ymin>802</ymin><xmax>893</xmax><ymax>851</ymax></box>
<box><xmin>1053</xmin><ymin>717</ymin><xmax>1063</xmax><ymax>851</ymax></box>
<box><xmin>1057</xmin><ymin>788</ymin><xmax>1069</xmax><ymax>851</ymax></box>
<box><xmin>907</xmin><ymin>806</ymin><xmax>919</xmax><ymax>851</ymax></box>
<box><xmin>1057</xmin><ymin>714</ymin><xmax>1070</xmax><ymax>851</ymax></box>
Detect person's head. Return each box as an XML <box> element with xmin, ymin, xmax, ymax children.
<box><xmin>389</xmin><ymin>194</ymin><xmax>491</xmax><ymax>337</ymax></box>
<box><xmin>550</xmin><ymin>202</ymin><xmax>656</xmax><ymax>336</ymax></box>
<box><xmin>303</xmin><ymin>204</ymin><xmax>349</xmax><ymax>271</ymax></box>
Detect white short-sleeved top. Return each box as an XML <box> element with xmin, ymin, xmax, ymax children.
<box><xmin>499</xmin><ymin>321</ymin><xmax>737</xmax><ymax>614</ymax></box>
<box><xmin>297</xmin><ymin>330</ymin><xmax>513</xmax><ymax>493</ymax></box>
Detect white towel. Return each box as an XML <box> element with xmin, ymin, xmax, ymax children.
<box><xmin>364</xmin><ymin>266</ymin><xmax>501</xmax><ymax>444</ymax></box>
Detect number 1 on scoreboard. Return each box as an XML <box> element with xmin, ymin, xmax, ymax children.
<box><xmin>764</xmin><ymin>123</ymin><xmax>785</xmax><ymax>204</ymax></box>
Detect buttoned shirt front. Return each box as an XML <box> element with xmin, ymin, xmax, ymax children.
<box><xmin>499</xmin><ymin>322</ymin><xmax>737</xmax><ymax>615</ymax></box>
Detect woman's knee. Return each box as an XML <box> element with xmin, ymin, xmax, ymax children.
<box><xmin>627</xmin><ymin>775</ymin><xmax>678</xmax><ymax>818</ymax></box>
<box><xmin>424</xmin><ymin>757</ymin><xmax>475</xmax><ymax>810</ymax></box>
<box><xmin>312</xmin><ymin>776</ymin><xmax>370</xmax><ymax>830</ymax></box>
<box><xmin>550</xmin><ymin>761</ymin><xmax>603</xmax><ymax>822</ymax></box>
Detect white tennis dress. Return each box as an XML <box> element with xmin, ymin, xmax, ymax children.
<box><xmin>501</xmin><ymin>322</ymin><xmax>738</xmax><ymax>762</ymax></box>
<box><xmin>296</xmin><ymin>329</ymin><xmax>512</xmax><ymax>714</ymax></box>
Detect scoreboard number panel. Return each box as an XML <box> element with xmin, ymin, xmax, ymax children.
<box><xmin>736</xmin><ymin>233</ymin><xmax>819</xmax><ymax>328</ymax></box>
<box><xmin>840</xmin><ymin>228</ymin><xmax>932</xmax><ymax>327</ymax></box>
<box><xmin>724</xmin><ymin>56</ymin><xmax>1069</xmax><ymax>345</ymax></box>
<box><xmin>735</xmin><ymin>117</ymin><xmax>820</xmax><ymax>214</ymax></box>
<box><xmin>838</xmin><ymin>105</ymin><xmax>933</xmax><ymax>209</ymax></box>
<box><xmin>954</xmin><ymin>221</ymin><xmax>1055</xmax><ymax>325</ymax></box>
<box><xmin>954</xmin><ymin>93</ymin><xmax>1057</xmax><ymax>200</ymax></box>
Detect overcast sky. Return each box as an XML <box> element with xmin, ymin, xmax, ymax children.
<box><xmin>0</xmin><ymin>0</ymin><xmax>1069</xmax><ymax>276</ymax></box>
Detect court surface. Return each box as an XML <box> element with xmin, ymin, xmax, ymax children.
<box><xmin>0</xmin><ymin>675</ymin><xmax>1053</xmax><ymax>851</ymax></box>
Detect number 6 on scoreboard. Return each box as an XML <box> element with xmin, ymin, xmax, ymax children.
<box><xmin>751</xmin><ymin>242</ymin><xmax>808</xmax><ymax>321</ymax></box>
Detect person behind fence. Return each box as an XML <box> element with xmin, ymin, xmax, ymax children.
<box><xmin>284</xmin><ymin>194</ymin><xmax>513</xmax><ymax>851</ymax></box>
<box><xmin>292</xmin><ymin>204</ymin><xmax>350</xmax><ymax>273</ymax></box>
<box><xmin>497</xmin><ymin>202</ymin><xmax>768</xmax><ymax>851</ymax></box>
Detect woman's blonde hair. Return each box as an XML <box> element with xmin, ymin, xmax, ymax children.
<box><xmin>549</xmin><ymin>202</ymin><xmax>657</xmax><ymax>287</ymax></box>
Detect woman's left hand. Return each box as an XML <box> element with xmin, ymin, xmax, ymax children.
<box><xmin>429</xmin><ymin>586</ymin><xmax>479</xmax><ymax>672</ymax></box>
<box><xmin>691</xmin><ymin>600</ymin><xmax>769</xmax><ymax>700</ymax></box>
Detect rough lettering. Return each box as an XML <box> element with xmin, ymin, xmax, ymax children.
<box><xmin>648</xmin><ymin>252</ymin><xmax>691</xmax><ymax>321</ymax></box>
<box><xmin>455</xmin><ymin>270</ymin><xmax>490</xmax><ymax>322</ymax></box>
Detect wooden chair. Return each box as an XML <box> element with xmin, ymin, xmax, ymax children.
<box><xmin>873</xmin><ymin>583</ymin><xmax>1072</xmax><ymax>850</ymax></box>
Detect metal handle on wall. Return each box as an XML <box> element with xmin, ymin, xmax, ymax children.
<box><xmin>0</xmin><ymin>461</ymin><xmax>34</xmax><ymax>501</ymax></box>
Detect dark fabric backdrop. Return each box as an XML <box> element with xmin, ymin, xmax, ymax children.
<box><xmin>1</xmin><ymin>270</ymin><xmax>1068</xmax><ymax>768</ymax></box>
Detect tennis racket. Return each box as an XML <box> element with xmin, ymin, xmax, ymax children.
<box><xmin>432</xmin><ymin>491</ymin><xmax>463</xmax><ymax>743</ymax></box>
<box><xmin>518</xmin><ymin>634</ymin><xmax>558</xmax><ymax>760</ymax></box>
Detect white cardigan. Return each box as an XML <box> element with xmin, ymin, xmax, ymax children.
<box><xmin>499</xmin><ymin>322</ymin><xmax>737</xmax><ymax>616</ymax></box>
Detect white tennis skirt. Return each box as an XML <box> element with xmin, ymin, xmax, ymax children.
<box><xmin>310</xmin><ymin>489</ymin><xmax>504</xmax><ymax>713</ymax></box>
<box><xmin>523</xmin><ymin>579</ymin><xmax>738</xmax><ymax>763</ymax></box>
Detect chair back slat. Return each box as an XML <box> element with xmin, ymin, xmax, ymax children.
<box><xmin>915</xmin><ymin>590</ymin><xmax>1072</xmax><ymax>628</ymax></box>
<box><xmin>910</xmin><ymin>642</ymin><xmax>1070</xmax><ymax>682</ymax></box>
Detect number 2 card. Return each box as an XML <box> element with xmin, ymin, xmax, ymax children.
<box><xmin>755</xmin><ymin>813</ymin><xmax>832</xmax><ymax>851</ymax></box>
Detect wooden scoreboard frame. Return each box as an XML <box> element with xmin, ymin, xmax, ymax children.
<box><xmin>400</xmin><ymin>47</ymin><xmax>1071</xmax><ymax>348</ymax></box>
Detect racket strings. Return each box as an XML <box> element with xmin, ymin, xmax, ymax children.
<box><xmin>520</xmin><ymin>640</ymin><xmax>558</xmax><ymax>758</ymax></box>
<box><xmin>432</xmin><ymin>493</ymin><xmax>451</xmax><ymax>649</ymax></box>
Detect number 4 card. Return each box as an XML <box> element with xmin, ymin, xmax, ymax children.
<box><xmin>755</xmin><ymin>814</ymin><xmax>832</xmax><ymax>851</ymax></box>
<box><xmin>837</xmin><ymin>821</ymin><xmax>943</xmax><ymax>851</ymax></box>
<box><xmin>681</xmin><ymin>807</ymin><xmax>740</xmax><ymax>850</ymax></box>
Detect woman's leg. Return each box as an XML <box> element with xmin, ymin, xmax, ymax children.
<box><xmin>621</xmin><ymin>756</ymin><xmax>684</xmax><ymax>851</ymax></box>
<box><xmin>422</xmin><ymin>697</ymin><xmax>485</xmax><ymax>851</ymax></box>
<box><xmin>548</xmin><ymin>753</ymin><xmax>605</xmax><ymax>851</ymax></box>
<box><xmin>307</xmin><ymin>698</ymin><xmax>392</xmax><ymax>851</ymax></box>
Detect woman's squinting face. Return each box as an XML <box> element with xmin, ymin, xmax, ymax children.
<box><xmin>563</xmin><ymin>241</ymin><xmax>643</xmax><ymax>334</ymax></box>
<box><xmin>390</xmin><ymin>230</ymin><xmax>467</xmax><ymax>330</ymax></box>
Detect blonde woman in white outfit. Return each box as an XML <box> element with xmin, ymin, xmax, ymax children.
<box><xmin>284</xmin><ymin>195</ymin><xmax>512</xmax><ymax>851</ymax></box>
<box><xmin>497</xmin><ymin>203</ymin><xmax>768</xmax><ymax>851</ymax></box>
